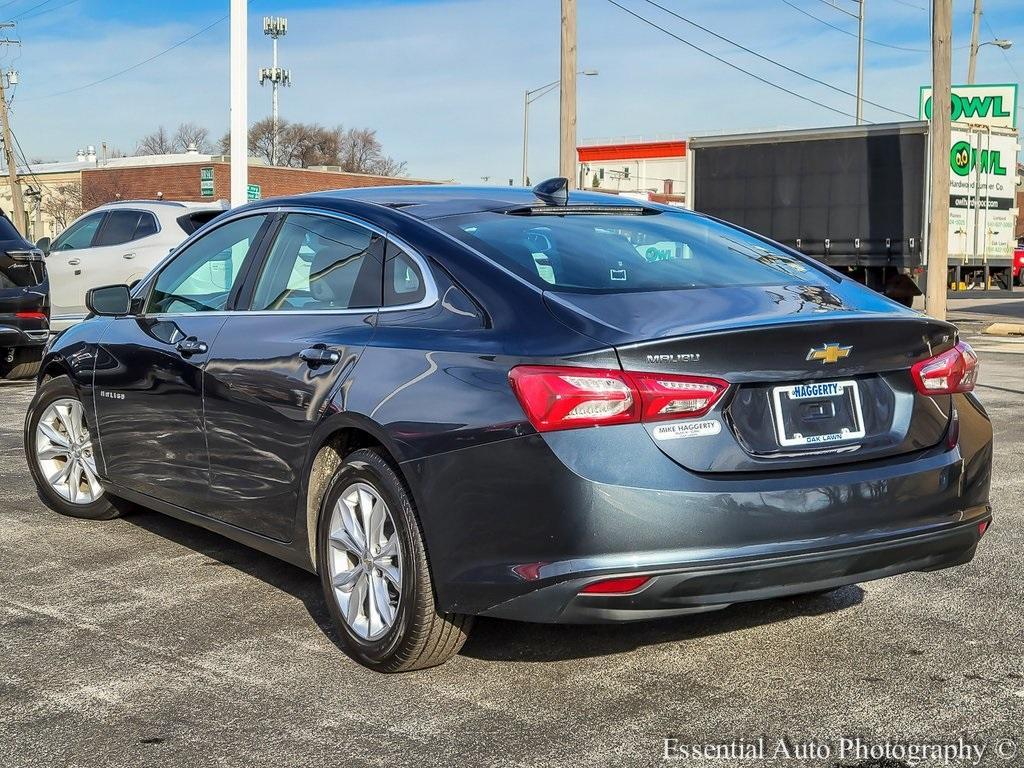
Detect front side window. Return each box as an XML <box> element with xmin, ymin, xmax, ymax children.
<box><xmin>250</xmin><ymin>214</ymin><xmax>382</xmax><ymax>312</ymax></box>
<box><xmin>147</xmin><ymin>214</ymin><xmax>268</xmax><ymax>314</ymax></box>
<box><xmin>51</xmin><ymin>213</ymin><xmax>104</xmax><ymax>251</ymax></box>
<box><xmin>436</xmin><ymin>209</ymin><xmax>828</xmax><ymax>294</ymax></box>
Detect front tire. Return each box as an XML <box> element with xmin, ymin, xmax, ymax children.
<box><xmin>317</xmin><ymin>447</ymin><xmax>472</xmax><ymax>672</ymax></box>
<box><xmin>25</xmin><ymin>376</ymin><xmax>125</xmax><ymax>520</ymax></box>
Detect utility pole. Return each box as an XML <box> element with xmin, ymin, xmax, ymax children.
<box><xmin>0</xmin><ymin>24</ymin><xmax>24</xmax><ymax>234</ymax></box>
<box><xmin>855</xmin><ymin>1</ymin><xmax>865</xmax><ymax>124</ymax></box>
<box><xmin>926</xmin><ymin>0</ymin><xmax>952</xmax><ymax>320</ymax></box>
<box><xmin>229</xmin><ymin>0</ymin><xmax>248</xmax><ymax>208</ymax></box>
<box><xmin>967</xmin><ymin>0</ymin><xmax>982</xmax><ymax>84</ymax></box>
<box><xmin>559</xmin><ymin>0</ymin><xmax>577</xmax><ymax>187</ymax></box>
<box><xmin>259</xmin><ymin>16</ymin><xmax>290</xmax><ymax>166</ymax></box>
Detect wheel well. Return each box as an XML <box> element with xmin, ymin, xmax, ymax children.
<box><xmin>40</xmin><ymin>362</ymin><xmax>70</xmax><ymax>384</ymax></box>
<box><xmin>305</xmin><ymin>427</ymin><xmax>391</xmax><ymax>569</ymax></box>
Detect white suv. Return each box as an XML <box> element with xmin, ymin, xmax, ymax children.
<box><xmin>41</xmin><ymin>200</ymin><xmax>227</xmax><ymax>330</ymax></box>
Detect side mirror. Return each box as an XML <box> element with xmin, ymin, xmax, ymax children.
<box><xmin>86</xmin><ymin>284</ymin><xmax>132</xmax><ymax>316</ymax></box>
<box><xmin>35</xmin><ymin>236</ymin><xmax>51</xmax><ymax>254</ymax></box>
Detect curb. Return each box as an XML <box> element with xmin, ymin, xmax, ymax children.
<box><xmin>982</xmin><ymin>322</ymin><xmax>1024</xmax><ymax>337</ymax></box>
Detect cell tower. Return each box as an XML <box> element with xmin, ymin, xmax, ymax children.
<box><xmin>259</xmin><ymin>16</ymin><xmax>291</xmax><ymax>165</ymax></box>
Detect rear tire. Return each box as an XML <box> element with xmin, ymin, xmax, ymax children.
<box><xmin>1</xmin><ymin>355</ymin><xmax>41</xmax><ymax>381</ymax></box>
<box><xmin>317</xmin><ymin>447</ymin><xmax>472</xmax><ymax>672</ymax></box>
<box><xmin>25</xmin><ymin>376</ymin><xmax>127</xmax><ymax>520</ymax></box>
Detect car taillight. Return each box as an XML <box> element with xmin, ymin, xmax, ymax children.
<box><xmin>15</xmin><ymin>311</ymin><xmax>47</xmax><ymax>321</ymax></box>
<box><xmin>626</xmin><ymin>373</ymin><xmax>729</xmax><ymax>421</ymax></box>
<box><xmin>911</xmin><ymin>342</ymin><xmax>979</xmax><ymax>395</ymax></box>
<box><xmin>508</xmin><ymin>365</ymin><xmax>729</xmax><ymax>432</ymax></box>
<box><xmin>508</xmin><ymin>366</ymin><xmax>638</xmax><ymax>432</ymax></box>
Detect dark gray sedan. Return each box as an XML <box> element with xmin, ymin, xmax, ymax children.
<box><xmin>25</xmin><ymin>180</ymin><xmax>992</xmax><ymax>672</ymax></box>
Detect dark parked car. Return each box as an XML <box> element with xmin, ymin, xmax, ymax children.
<box><xmin>25</xmin><ymin>181</ymin><xmax>992</xmax><ymax>672</ymax></box>
<box><xmin>0</xmin><ymin>213</ymin><xmax>48</xmax><ymax>379</ymax></box>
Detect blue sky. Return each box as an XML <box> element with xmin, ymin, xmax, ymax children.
<box><xmin>5</xmin><ymin>0</ymin><xmax>1022</xmax><ymax>182</ymax></box>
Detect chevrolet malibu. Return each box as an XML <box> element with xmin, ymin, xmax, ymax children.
<box><xmin>25</xmin><ymin>181</ymin><xmax>993</xmax><ymax>672</ymax></box>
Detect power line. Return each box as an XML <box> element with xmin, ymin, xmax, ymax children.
<box><xmin>889</xmin><ymin>0</ymin><xmax>928</xmax><ymax>11</ymax></box>
<box><xmin>10</xmin><ymin>125</ymin><xmax>43</xmax><ymax>191</ymax></box>
<box><xmin>24</xmin><ymin>14</ymin><xmax>229</xmax><ymax>100</ymax></box>
<box><xmin>16</xmin><ymin>0</ymin><xmax>78</xmax><ymax>22</ymax></box>
<box><xmin>779</xmin><ymin>0</ymin><xmax>932</xmax><ymax>52</ymax></box>
<box><xmin>605</xmin><ymin>0</ymin><xmax>861</xmax><ymax>121</ymax></box>
<box><xmin>639</xmin><ymin>0</ymin><xmax>915</xmax><ymax>118</ymax></box>
<box><xmin>9</xmin><ymin>0</ymin><xmax>55</xmax><ymax>20</ymax></box>
<box><xmin>982</xmin><ymin>15</ymin><xmax>1020</xmax><ymax>80</ymax></box>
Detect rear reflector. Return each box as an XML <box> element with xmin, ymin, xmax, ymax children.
<box><xmin>14</xmin><ymin>311</ymin><xmax>47</xmax><ymax>321</ymax></box>
<box><xmin>911</xmin><ymin>341</ymin><xmax>979</xmax><ymax>395</ymax></box>
<box><xmin>978</xmin><ymin>521</ymin><xmax>990</xmax><ymax>537</ymax></box>
<box><xmin>509</xmin><ymin>365</ymin><xmax>729</xmax><ymax>432</ymax></box>
<box><xmin>579</xmin><ymin>575</ymin><xmax>651</xmax><ymax>594</ymax></box>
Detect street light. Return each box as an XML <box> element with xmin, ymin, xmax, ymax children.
<box><xmin>522</xmin><ymin>70</ymin><xmax>597</xmax><ymax>186</ymax></box>
<box><xmin>968</xmin><ymin>38</ymin><xmax>1014</xmax><ymax>83</ymax></box>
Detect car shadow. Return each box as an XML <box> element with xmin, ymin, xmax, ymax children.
<box><xmin>122</xmin><ymin>507</ymin><xmax>336</xmax><ymax>634</ymax></box>
<box><xmin>123</xmin><ymin>506</ymin><xmax>865</xmax><ymax>664</ymax></box>
<box><xmin>461</xmin><ymin>587</ymin><xmax>864</xmax><ymax>663</ymax></box>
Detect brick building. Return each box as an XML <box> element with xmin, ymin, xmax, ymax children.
<box><xmin>81</xmin><ymin>158</ymin><xmax>436</xmax><ymax>208</ymax></box>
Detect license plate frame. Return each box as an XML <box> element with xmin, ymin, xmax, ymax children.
<box><xmin>771</xmin><ymin>379</ymin><xmax>866</xmax><ymax>448</ymax></box>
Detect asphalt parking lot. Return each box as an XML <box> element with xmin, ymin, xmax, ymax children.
<box><xmin>1</xmin><ymin>322</ymin><xmax>1022</xmax><ymax>768</ymax></box>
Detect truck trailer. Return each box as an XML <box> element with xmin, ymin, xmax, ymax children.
<box><xmin>686</xmin><ymin>121</ymin><xmax>1017</xmax><ymax>300</ymax></box>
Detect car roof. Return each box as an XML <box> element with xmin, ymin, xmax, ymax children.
<box><xmin>94</xmin><ymin>199</ymin><xmax>228</xmax><ymax>214</ymax></box>
<box><xmin>248</xmin><ymin>185</ymin><xmax>660</xmax><ymax>220</ymax></box>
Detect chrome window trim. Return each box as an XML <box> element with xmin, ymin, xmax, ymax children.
<box><xmin>133</xmin><ymin>204</ymin><xmax>439</xmax><ymax>320</ymax></box>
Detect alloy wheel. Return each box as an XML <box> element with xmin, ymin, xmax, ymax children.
<box><xmin>327</xmin><ymin>482</ymin><xmax>403</xmax><ymax>641</ymax></box>
<box><xmin>35</xmin><ymin>397</ymin><xmax>103</xmax><ymax>505</ymax></box>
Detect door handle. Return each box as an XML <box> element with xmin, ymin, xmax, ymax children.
<box><xmin>67</xmin><ymin>258</ymin><xmax>81</xmax><ymax>266</ymax></box>
<box><xmin>123</xmin><ymin>253</ymin><xmax>136</xmax><ymax>260</ymax></box>
<box><xmin>176</xmin><ymin>337</ymin><xmax>208</xmax><ymax>357</ymax></box>
<box><xmin>299</xmin><ymin>346</ymin><xmax>340</xmax><ymax>368</ymax></box>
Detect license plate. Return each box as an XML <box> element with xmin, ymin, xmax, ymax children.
<box><xmin>771</xmin><ymin>380</ymin><xmax>866</xmax><ymax>448</ymax></box>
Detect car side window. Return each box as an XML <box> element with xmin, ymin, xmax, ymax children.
<box><xmin>51</xmin><ymin>213</ymin><xmax>104</xmax><ymax>251</ymax></box>
<box><xmin>250</xmin><ymin>214</ymin><xmax>383</xmax><ymax>312</ymax></box>
<box><xmin>94</xmin><ymin>210</ymin><xmax>145</xmax><ymax>247</ymax></box>
<box><xmin>133</xmin><ymin>212</ymin><xmax>159</xmax><ymax>240</ymax></box>
<box><xmin>147</xmin><ymin>214</ymin><xmax>268</xmax><ymax>314</ymax></box>
<box><xmin>384</xmin><ymin>245</ymin><xmax>427</xmax><ymax>307</ymax></box>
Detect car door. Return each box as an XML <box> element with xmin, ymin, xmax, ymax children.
<box><xmin>201</xmin><ymin>211</ymin><xmax>384</xmax><ymax>540</ymax></box>
<box><xmin>92</xmin><ymin>212</ymin><xmax>273</xmax><ymax>510</ymax></box>
<box><xmin>85</xmin><ymin>209</ymin><xmax>158</xmax><ymax>287</ymax></box>
<box><xmin>47</xmin><ymin>212</ymin><xmax>105</xmax><ymax>325</ymax></box>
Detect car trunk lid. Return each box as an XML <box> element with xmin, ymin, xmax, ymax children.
<box><xmin>545</xmin><ymin>285</ymin><xmax>957</xmax><ymax>473</ymax></box>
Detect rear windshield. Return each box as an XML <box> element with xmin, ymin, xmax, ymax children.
<box><xmin>436</xmin><ymin>210</ymin><xmax>828</xmax><ymax>293</ymax></box>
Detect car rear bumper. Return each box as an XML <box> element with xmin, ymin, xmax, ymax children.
<box><xmin>405</xmin><ymin>393</ymin><xmax>992</xmax><ymax>621</ymax></box>
<box><xmin>0</xmin><ymin>322</ymin><xmax>48</xmax><ymax>347</ymax></box>
<box><xmin>479</xmin><ymin>513</ymin><xmax>989</xmax><ymax>623</ymax></box>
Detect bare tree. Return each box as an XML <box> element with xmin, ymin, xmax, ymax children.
<box><xmin>173</xmin><ymin>122</ymin><xmax>211</xmax><ymax>153</ymax></box>
<box><xmin>219</xmin><ymin>119</ymin><xmax>406</xmax><ymax>176</ymax></box>
<box><xmin>82</xmin><ymin>170</ymin><xmax>133</xmax><ymax>210</ymax></box>
<box><xmin>41</xmin><ymin>183</ymin><xmax>83</xmax><ymax>232</ymax></box>
<box><xmin>135</xmin><ymin>126</ymin><xmax>174</xmax><ymax>156</ymax></box>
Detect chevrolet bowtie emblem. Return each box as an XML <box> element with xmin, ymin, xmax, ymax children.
<box><xmin>806</xmin><ymin>343</ymin><xmax>852</xmax><ymax>364</ymax></box>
